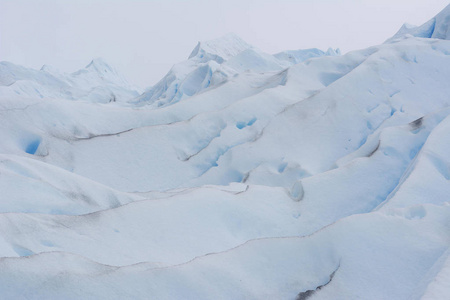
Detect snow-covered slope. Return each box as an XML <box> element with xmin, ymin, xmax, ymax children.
<box><xmin>274</xmin><ymin>47</ymin><xmax>341</xmax><ymax>64</ymax></box>
<box><xmin>1</xmin><ymin>4</ymin><xmax>450</xmax><ymax>299</ymax></box>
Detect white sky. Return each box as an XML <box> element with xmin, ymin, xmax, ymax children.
<box><xmin>1</xmin><ymin>0</ymin><xmax>449</xmax><ymax>88</ymax></box>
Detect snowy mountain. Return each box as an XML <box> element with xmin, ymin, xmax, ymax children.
<box><xmin>134</xmin><ymin>33</ymin><xmax>340</xmax><ymax>108</ymax></box>
<box><xmin>0</xmin><ymin>58</ymin><xmax>139</xmax><ymax>103</ymax></box>
<box><xmin>1</xmin><ymin>5</ymin><xmax>450</xmax><ymax>299</ymax></box>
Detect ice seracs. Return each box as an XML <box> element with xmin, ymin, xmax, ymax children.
<box><xmin>387</xmin><ymin>3</ymin><xmax>450</xmax><ymax>41</ymax></box>
<box><xmin>134</xmin><ymin>33</ymin><xmax>340</xmax><ymax>108</ymax></box>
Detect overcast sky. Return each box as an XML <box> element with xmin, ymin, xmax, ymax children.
<box><xmin>1</xmin><ymin>0</ymin><xmax>449</xmax><ymax>88</ymax></box>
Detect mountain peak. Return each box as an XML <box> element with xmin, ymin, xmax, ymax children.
<box><xmin>79</xmin><ymin>57</ymin><xmax>133</xmax><ymax>88</ymax></box>
<box><xmin>85</xmin><ymin>58</ymin><xmax>115</xmax><ymax>74</ymax></box>
<box><xmin>40</xmin><ymin>64</ymin><xmax>63</xmax><ymax>76</ymax></box>
<box><xmin>388</xmin><ymin>4</ymin><xmax>450</xmax><ymax>41</ymax></box>
<box><xmin>431</xmin><ymin>3</ymin><xmax>450</xmax><ymax>39</ymax></box>
<box><xmin>188</xmin><ymin>33</ymin><xmax>252</xmax><ymax>62</ymax></box>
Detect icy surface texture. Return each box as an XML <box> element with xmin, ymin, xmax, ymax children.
<box><xmin>0</xmin><ymin>5</ymin><xmax>450</xmax><ymax>299</ymax></box>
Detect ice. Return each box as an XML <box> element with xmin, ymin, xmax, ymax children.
<box><xmin>0</xmin><ymin>59</ymin><xmax>139</xmax><ymax>103</ymax></box>
<box><xmin>0</xmin><ymin>154</ymin><xmax>139</xmax><ymax>214</ymax></box>
<box><xmin>134</xmin><ymin>34</ymin><xmax>339</xmax><ymax>108</ymax></box>
<box><xmin>274</xmin><ymin>47</ymin><xmax>340</xmax><ymax>64</ymax></box>
<box><xmin>0</xmin><ymin>4</ymin><xmax>450</xmax><ymax>299</ymax></box>
<box><xmin>422</xmin><ymin>248</ymin><xmax>450</xmax><ymax>300</ymax></box>
<box><xmin>0</xmin><ymin>205</ymin><xmax>448</xmax><ymax>299</ymax></box>
<box><xmin>387</xmin><ymin>4</ymin><xmax>450</xmax><ymax>41</ymax></box>
<box><xmin>188</xmin><ymin>33</ymin><xmax>253</xmax><ymax>62</ymax></box>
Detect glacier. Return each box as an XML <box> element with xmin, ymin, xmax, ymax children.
<box><xmin>0</xmin><ymin>5</ymin><xmax>450</xmax><ymax>299</ymax></box>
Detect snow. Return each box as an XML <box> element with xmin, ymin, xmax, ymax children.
<box><xmin>274</xmin><ymin>47</ymin><xmax>340</xmax><ymax>64</ymax></box>
<box><xmin>188</xmin><ymin>33</ymin><xmax>253</xmax><ymax>62</ymax></box>
<box><xmin>0</xmin><ymin>5</ymin><xmax>450</xmax><ymax>299</ymax></box>
<box><xmin>0</xmin><ymin>58</ymin><xmax>139</xmax><ymax>103</ymax></box>
<box><xmin>422</xmin><ymin>247</ymin><xmax>450</xmax><ymax>300</ymax></box>
<box><xmin>0</xmin><ymin>205</ymin><xmax>448</xmax><ymax>299</ymax></box>
<box><xmin>387</xmin><ymin>3</ymin><xmax>450</xmax><ymax>42</ymax></box>
<box><xmin>134</xmin><ymin>33</ymin><xmax>339</xmax><ymax>108</ymax></box>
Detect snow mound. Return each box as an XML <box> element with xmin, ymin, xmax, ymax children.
<box><xmin>274</xmin><ymin>47</ymin><xmax>341</xmax><ymax>64</ymax></box>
